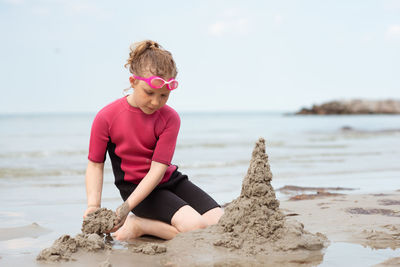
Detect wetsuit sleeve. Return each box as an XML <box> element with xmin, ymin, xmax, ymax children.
<box><xmin>152</xmin><ymin>110</ymin><xmax>181</xmax><ymax>165</ymax></box>
<box><xmin>88</xmin><ymin>113</ymin><xmax>109</xmax><ymax>163</ymax></box>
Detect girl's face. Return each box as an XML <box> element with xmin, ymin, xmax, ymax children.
<box><xmin>129</xmin><ymin>74</ymin><xmax>172</xmax><ymax>115</ymax></box>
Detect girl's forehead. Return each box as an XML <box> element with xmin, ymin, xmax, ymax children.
<box><xmin>142</xmin><ymin>70</ymin><xmax>174</xmax><ymax>80</ymax></box>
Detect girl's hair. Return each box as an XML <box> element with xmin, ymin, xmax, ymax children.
<box><xmin>125</xmin><ymin>40</ymin><xmax>178</xmax><ymax>78</ymax></box>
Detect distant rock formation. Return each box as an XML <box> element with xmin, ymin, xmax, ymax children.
<box><xmin>296</xmin><ymin>99</ymin><xmax>400</xmax><ymax>115</ymax></box>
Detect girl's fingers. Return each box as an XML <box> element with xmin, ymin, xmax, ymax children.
<box><xmin>110</xmin><ymin>203</ymin><xmax>129</xmax><ymax>234</ymax></box>
<box><xmin>108</xmin><ymin>226</ymin><xmax>117</xmax><ymax>233</ymax></box>
<box><xmin>109</xmin><ymin>217</ymin><xmax>125</xmax><ymax>233</ymax></box>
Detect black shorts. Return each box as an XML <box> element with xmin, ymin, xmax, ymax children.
<box><xmin>118</xmin><ymin>168</ymin><xmax>220</xmax><ymax>224</ymax></box>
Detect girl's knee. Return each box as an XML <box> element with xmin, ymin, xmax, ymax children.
<box><xmin>171</xmin><ymin>205</ymin><xmax>208</xmax><ymax>233</ymax></box>
<box><xmin>174</xmin><ymin>217</ymin><xmax>208</xmax><ymax>233</ymax></box>
<box><xmin>202</xmin><ymin>207</ymin><xmax>224</xmax><ymax>225</ymax></box>
<box><xmin>193</xmin><ymin>217</ymin><xmax>208</xmax><ymax>230</ymax></box>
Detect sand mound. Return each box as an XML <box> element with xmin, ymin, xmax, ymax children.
<box><xmin>82</xmin><ymin>208</ymin><xmax>117</xmax><ymax>234</ymax></box>
<box><xmin>36</xmin><ymin>233</ymin><xmax>107</xmax><ymax>261</ymax></box>
<box><xmin>356</xmin><ymin>225</ymin><xmax>400</xmax><ymax>249</ymax></box>
<box><xmin>131</xmin><ymin>243</ymin><xmax>167</xmax><ymax>255</ymax></box>
<box><xmin>37</xmin><ymin>208</ymin><xmax>116</xmax><ymax>262</ymax></box>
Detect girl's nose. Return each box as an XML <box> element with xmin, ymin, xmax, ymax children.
<box><xmin>151</xmin><ymin>96</ymin><xmax>160</xmax><ymax>106</ymax></box>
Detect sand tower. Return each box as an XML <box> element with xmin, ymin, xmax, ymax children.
<box><xmin>214</xmin><ymin>138</ymin><xmax>327</xmax><ymax>254</ymax></box>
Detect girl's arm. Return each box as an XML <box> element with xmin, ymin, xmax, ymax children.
<box><xmin>112</xmin><ymin>161</ymin><xmax>168</xmax><ymax>230</ymax></box>
<box><xmin>83</xmin><ymin>160</ymin><xmax>105</xmax><ymax>217</ymax></box>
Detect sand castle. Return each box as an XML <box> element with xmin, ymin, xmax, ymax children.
<box><xmin>214</xmin><ymin>138</ymin><xmax>285</xmax><ymax>251</ymax></box>
<box><xmin>213</xmin><ymin>138</ymin><xmax>327</xmax><ymax>254</ymax></box>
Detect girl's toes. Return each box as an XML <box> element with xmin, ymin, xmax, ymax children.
<box><xmin>111</xmin><ymin>228</ymin><xmax>122</xmax><ymax>240</ymax></box>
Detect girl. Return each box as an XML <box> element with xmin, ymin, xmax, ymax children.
<box><xmin>84</xmin><ymin>40</ymin><xmax>224</xmax><ymax>241</ymax></box>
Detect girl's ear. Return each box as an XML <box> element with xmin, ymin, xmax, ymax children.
<box><xmin>129</xmin><ymin>76</ymin><xmax>135</xmax><ymax>87</ymax></box>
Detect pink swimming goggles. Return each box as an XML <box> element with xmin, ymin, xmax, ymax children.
<box><xmin>132</xmin><ymin>75</ymin><xmax>178</xmax><ymax>91</ymax></box>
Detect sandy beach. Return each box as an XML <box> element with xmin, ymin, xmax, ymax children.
<box><xmin>2</xmin><ymin>190</ymin><xmax>396</xmax><ymax>266</ymax></box>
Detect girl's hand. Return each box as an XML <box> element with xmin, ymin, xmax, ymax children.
<box><xmin>109</xmin><ymin>201</ymin><xmax>130</xmax><ymax>232</ymax></box>
<box><xmin>83</xmin><ymin>206</ymin><xmax>100</xmax><ymax>219</ymax></box>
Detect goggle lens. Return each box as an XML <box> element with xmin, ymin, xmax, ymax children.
<box><xmin>150</xmin><ymin>78</ymin><xmax>165</xmax><ymax>88</ymax></box>
<box><xmin>168</xmin><ymin>80</ymin><xmax>179</xmax><ymax>90</ymax></box>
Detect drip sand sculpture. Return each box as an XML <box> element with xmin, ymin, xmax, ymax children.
<box><xmin>37</xmin><ymin>138</ymin><xmax>328</xmax><ymax>265</ymax></box>
<box><xmin>214</xmin><ymin>138</ymin><xmax>327</xmax><ymax>253</ymax></box>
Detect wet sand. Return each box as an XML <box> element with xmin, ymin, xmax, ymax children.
<box><xmin>0</xmin><ymin>223</ymin><xmax>51</xmax><ymax>241</ymax></box>
<box><xmin>374</xmin><ymin>257</ymin><xmax>400</xmax><ymax>267</ymax></box>
<box><xmin>280</xmin><ymin>191</ymin><xmax>400</xmax><ymax>250</ymax></box>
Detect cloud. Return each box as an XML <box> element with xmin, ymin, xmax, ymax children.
<box><xmin>2</xmin><ymin>0</ymin><xmax>25</xmax><ymax>5</ymax></box>
<box><xmin>274</xmin><ymin>14</ymin><xmax>283</xmax><ymax>25</ymax></box>
<box><xmin>2</xmin><ymin>0</ymin><xmax>111</xmax><ymax>18</ymax></box>
<box><xmin>209</xmin><ymin>21</ymin><xmax>226</xmax><ymax>36</ymax></box>
<box><xmin>383</xmin><ymin>0</ymin><xmax>400</xmax><ymax>10</ymax></box>
<box><xmin>63</xmin><ymin>1</ymin><xmax>108</xmax><ymax>17</ymax></box>
<box><xmin>221</xmin><ymin>7</ymin><xmax>241</xmax><ymax>17</ymax></box>
<box><xmin>31</xmin><ymin>6</ymin><xmax>50</xmax><ymax>15</ymax></box>
<box><xmin>208</xmin><ymin>18</ymin><xmax>249</xmax><ymax>36</ymax></box>
<box><xmin>385</xmin><ymin>25</ymin><xmax>400</xmax><ymax>40</ymax></box>
<box><xmin>208</xmin><ymin>8</ymin><xmax>250</xmax><ymax>37</ymax></box>
<box><xmin>362</xmin><ymin>34</ymin><xmax>374</xmax><ymax>42</ymax></box>
<box><xmin>208</xmin><ymin>7</ymin><xmax>251</xmax><ymax>36</ymax></box>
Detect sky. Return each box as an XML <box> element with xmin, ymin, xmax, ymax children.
<box><xmin>0</xmin><ymin>0</ymin><xmax>399</xmax><ymax>113</ymax></box>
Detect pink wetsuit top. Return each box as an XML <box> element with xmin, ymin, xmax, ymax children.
<box><xmin>88</xmin><ymin>96</ymin><xmax>180</xmax><ymax>186</ymax></box>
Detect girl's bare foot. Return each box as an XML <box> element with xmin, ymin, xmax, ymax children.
<box><xmin>112</xmin><ymin>214</ymin><xmax>143</xmax><ymax>241</ymax></box>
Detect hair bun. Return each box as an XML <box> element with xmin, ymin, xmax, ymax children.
<box><xmin>147</xmin><ymin>41</ymin><xmax>160</xmax><ymax>49</ymax></box>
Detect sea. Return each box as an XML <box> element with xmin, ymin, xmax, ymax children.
<box><xmin>0</xmin><ymin>112</ymin><xmax>399</xmax><ymax>265</ymax></box>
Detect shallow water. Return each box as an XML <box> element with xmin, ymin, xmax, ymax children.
<box><xmin>320</xmin><ymin>242</ymin><xmax>399</xmax><ymax>267</ymax></box>
<box><xmin>0</xmin><ymin>112</ymin><xmax>400</xmax><ymax>265</ymax></box>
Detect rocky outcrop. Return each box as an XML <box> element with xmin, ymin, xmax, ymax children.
<box><xmin>296</xmin><ymin>99</ymin><xmax>400</xmax><ymax>115</ymax></box>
